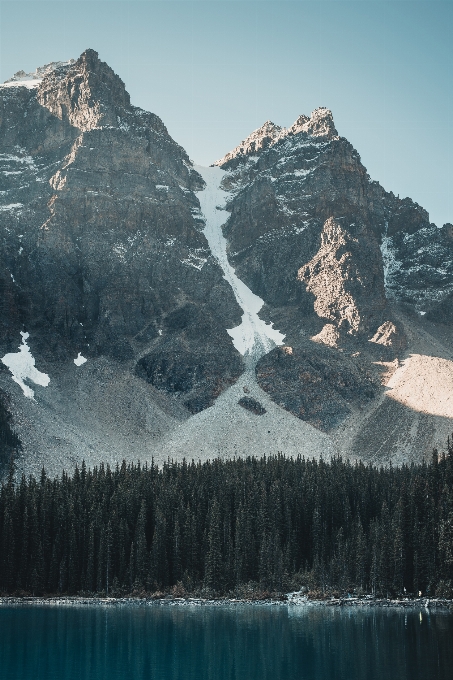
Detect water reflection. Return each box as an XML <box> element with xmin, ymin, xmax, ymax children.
<box><xmin>0</xmin><ymin>604</ymin><xmax>452</xmax><ymax>680</ymax></box>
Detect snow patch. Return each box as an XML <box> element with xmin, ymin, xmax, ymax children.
<box><xmin>0</xmin><ymin>79</ymin><xmax>41</xmax><ymax>90</ymax></box>
<box><xmin>0</xmin><ymin>153</ymin><xmax>35</xmax><ymax>168</ymax></box>
<box><xmin>74</xmin><ymin>353</ymin><xmax>87</xmax><ymax>366</ymax></box>
<box><xmin>380</xmin><ymin>223</ymin><xmax>400</xmax><ymax>296</ymax></box>
<box><xmin>1</xmin><ymin>332</ymin><xmax>50</xmax><ymax>399</ymax></box>
<box><xmin>112</xmin><ymin>243</ymin><xmax>127</xmax><ymax>261</ymax></box>
<box><xmin>0</xmin><ymin>203</ymin><xmax>23</xmax><ymax>211</ymax></box>
<box><xmin>0</xmin><ymin>59</ymin><xmax>75</xmax><ymax>89</ymax></box>
<box><xmin>116</xmin><ymin>116</ymin><xmax>130</xmax><ymax>132</ymax></box>
<box><xmin>194</xmin><ymin>165</ymin><xmax>285</xmax><ymax>358</ymax></box>
<box><xmin>180</xmin><ymin>249</ymin><xmax>208</xmax><ymax>270</ymax></box>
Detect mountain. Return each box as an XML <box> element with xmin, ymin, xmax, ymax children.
<box><xmin>216</xmin><ymin>107</ymin><xmax>453</xmax><ymax>315</ymax></box>
<box><xmin>215</xmin><ymin>108</ymin><xmax>453</xmax><ymax>461</ymax></box>
<box><xmin>0</xmin><ymin>50</ymin><xmax>243</xmax><ymax>474</ymax></box>
<box><xmin>0</xmin><ymin>51</ymin><xmax>452</xmax><ymax>474</ymax></box>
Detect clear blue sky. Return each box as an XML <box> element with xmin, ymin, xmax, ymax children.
<box><xmin>0</xmin><ymin>0</ymin><xmax>452</xmax><ymax>226</ymax></box>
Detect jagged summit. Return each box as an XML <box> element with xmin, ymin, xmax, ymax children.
<box><xmin>0</xmin><ymin>47</ymin><xmax>243</xmax><ymax>471</ymax></box>
<box><xmin>214</xmin><ymin>107</ymin><xmax>338</xmax><ymax>167</ymax></box>
<box><xmin>0</xmin><ymin>47</ymin><xmax>193</xmax><ymax>179</ymax></box>
<box><xmin>1</xmin><ymin>49</ymin><xmax>113</xmax><ymax>89</ymax></box>
<box><xmin>36</xmin><ymin>48</ymin><xmax>132</xmax><ymax>131</ymax></box>
<box><xmin>287</xmin><ymin>107</ymin><xmax>337</xmax><ymax>139</ymax></box>
<box><xmin>214</xmin><ymin>120</ymin><xmax>283</xmax><ymax>166</ymax></box>
<box><xmin>1</xmin><ymin>50</ymin><xmax>136</xmax><ymax>132</ymax></box>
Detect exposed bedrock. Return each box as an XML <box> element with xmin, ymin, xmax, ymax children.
<box><xmin>0</xmin><ymin>49</ymin><xmax>244</xmax><ymax>419</ymax></box>
<box><xmin>135</xmin><ymin>305</ymin><xmax>244</xmax><ymax>414</ymax></box>
<box><xmin>297</xmin><ymin>217</ymin><xmax>387</xmax><ymax>336</ymax></box>
<box><xmin>216</xmin><ymin>107</ymin><xmax>452</xmax><ymax>442</ymax></box>
<box><xmin>256</xmin><ymin>341</ymin><xmax>381</xmax><ymax>431</ymax></box>
<box><xmin>217</xmin><ymin>107</ymin><xmax>453</xmax><ymax>320</ymax></box>
<box><xmin>1</xmin><ymin>52</ymin><xmax>453</xmax><ymax>468</ymax></box>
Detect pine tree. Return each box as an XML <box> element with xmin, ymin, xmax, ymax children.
<box><xmin>204</xmin><ymin>498</ymin><xmax>223</xmax><ymax>592</ymax></box>
<box><xmin>149</xmin><ymin>506</ymin><xmax>168</xmax><ymax>588</ymax></box>
<box><xmin>354</xmin><ymin>515</ymin><xmax>367</xmax><ymax>592</ymax></box>
<box><xmin>391</xmin><ymin>498</ymin><xmax>405</xmax><ymax>595</ymax></box>
<box><xmin>135</xmin><ymin>501</ymin><xmax>148</xmax><ymax>587</ymax></box>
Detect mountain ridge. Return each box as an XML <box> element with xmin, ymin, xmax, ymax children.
<box><xmin>0</xmin><ymin>49</ymin><xmax>452</xmax><ymax>473</ymax></box>
<box><xmin>214</xmin><ymin>107</ymin><xmax>338</xmax><ymax>168</ymax></box>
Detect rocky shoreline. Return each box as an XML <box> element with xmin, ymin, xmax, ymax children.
<box><xmin>0</xmin><ymin>594</ymin><xmax>452</xmax><ymax>610</ymax></box>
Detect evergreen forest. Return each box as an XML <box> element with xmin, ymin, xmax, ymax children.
<box><xmin>0</xmin><ymin>389</ymin><xmax>20</xmax><ymax>470</ymax></box>
<box><xmin>1</xmin><ymin>445</ymin><xmax>453</xmax><ymax>599</ymax></box>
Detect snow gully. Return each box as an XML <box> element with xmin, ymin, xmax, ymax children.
<box><xmin>195</xmin><ymin>165</ymin><xmax>285</xmax><ymax>362</ymax></box>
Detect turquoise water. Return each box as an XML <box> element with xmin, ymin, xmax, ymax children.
<box><xmin>0</xmin><ymin>603</ymin><xmax>452</xmax><ymax>680</ymax></box>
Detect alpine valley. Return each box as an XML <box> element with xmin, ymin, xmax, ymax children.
<box><xmin>1</xmin><ymin>50</ymin><xmax>453</xmax><ymax>477</ymax></box>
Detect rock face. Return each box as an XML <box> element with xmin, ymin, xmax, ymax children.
<box><xmin>216</xmin><ymin>107</ymin><xmax>453</xmax><ymax>446</ymax></box>
<box><xmin>382</xmin><ymin>222</ymin><xmax>453</xmax><ymax>312</ymax></box>
<box><xmin>297</xmin><ymin>217</ymin><xmax>386</xmax><ymax>336</ymax></box>
<box><xmin>217</xmin><ymin>107</ymin><xmax>453</xmax><ymax>317</ymax></box>
<box><xmin>256</xmin><ymin>341</ymin><xmax>380</xmax><ymax>431</ymax></box>
<box><xmin>0</xmin><ymin>50</ymin><xmax>243</xmax><ymax>426</ymax></box>
<box><xmin>1</xmin><ymin>53</ymin><xmax>452</xmax><ymax>469</ymax></box>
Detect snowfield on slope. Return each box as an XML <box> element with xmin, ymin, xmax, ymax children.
<box><xmin>195</xmin><ymin>165</ymin><xmax>285</xmax><ymax>359</ymax></box>
<box><xmin>1</xmin><ymin>332</ymin><xmax>50</xmax><ymax>399</ymax></box>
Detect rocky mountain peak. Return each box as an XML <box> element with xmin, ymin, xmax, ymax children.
<box><xmin>214</xmin><ymin>120</ymin><xmax>283</xmax><ymax>166</ymax></box>
<box><xmin>0</xmin><ymin>48</ymin><xmax>243</xmax><ymax>426</ymax></box>
<box><xmin>36</xmin><ymin>48</ymin><xmax>131</xmax><ymax>131</ymax></box>
<box><xmin>288</xmin><ymin>107</ymin><xmax>338</xmax><ymax>139</ymax></box>
<box><xmin>1</xmin><ymin>48</ymin><xmax>452</xmax><ymax>472</ymax></box>
<box><xmin>216</xmin><ymin>107</ymin><xmax>339</xmax><ymax>168</ymax></box>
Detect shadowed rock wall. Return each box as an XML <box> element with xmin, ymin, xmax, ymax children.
<box><xmin>0</xmin><ymin>50</ymin><xmax>244</xmax><ymax>413</ymax></box>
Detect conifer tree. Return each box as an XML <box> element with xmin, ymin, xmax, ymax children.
<box><xmin>204</xmin><ymin>498</ymin><xmax>223</xmax><ymax>591</ymax></box>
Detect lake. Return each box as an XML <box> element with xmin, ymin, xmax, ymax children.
<box><xmin>0</xmin><ymin>602</ymin><xmax>452</xmax><ymax>680</ymax></box>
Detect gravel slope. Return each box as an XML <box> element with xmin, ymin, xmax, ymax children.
<box><xmin>154</xmin><ymin>367</ymin><xmax>335</xmax><ymax>464</ymax></box>
<box><xmin>332</xmin><ymin>308</ymin><xmax>453</xmax><ymax>465</ymax></box>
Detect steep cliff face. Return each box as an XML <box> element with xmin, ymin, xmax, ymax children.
<box><xmin>298</xmin><ymin>217</ymin><xmax>386</xmax><ymax>336</ymax></box>
<box><xmin>382</xmin><ymin>221</ymin><xmax>453</xmax><ymax>311</ymax></box>
<box><xmin>217</xmin><ymin>107</ymin><xmax>453</xmax><ymax>319</ymax></box>
<box><xmin>216</xmin><ymin>107</ymin><xmax>453</xmax><ymax>437</ymax></box>
<box><xmin>1</xmin><ymin>53</ymin><xmax>452</xmax><ymax>469</ymax></box>
<box><xmin>0</xmin><ymin>50</ymin><xmax>243</xmax><ymax>421</ymax></box>
<box><xmin>219</xmin><ymin>109</ymin><xmax>386</xmax><ymax>317</ymax></box>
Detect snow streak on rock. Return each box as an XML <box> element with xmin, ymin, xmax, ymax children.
<box><xmin>195</xmin><ymin>165</ymin><xmax>285</xmax><ymax>359</ymax></box>
<box><xmin>1</xmin><ymin>332</ymin><xmax>50</xmax><ymax>399</ymax></box>
<box><xmin>380</xmin><ymin>222</ymin><xmax>399</xmax><ymax>298</ymax></box>
<box><xmin>0</xmin><ymin>59</ymin><xmax>76</xmax><ymax>89</ymax></box>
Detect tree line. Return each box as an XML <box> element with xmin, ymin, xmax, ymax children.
<box><xmin>0</xmin><ymin>389</ymin><xmax>20</xmax><ymax>471</ymax></box>
<box><xmin>0</xmin><ymin>444</ymin><xmax>452</xmax><ymax>598</ymax></box>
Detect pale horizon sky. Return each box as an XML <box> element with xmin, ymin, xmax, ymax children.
<box><xmin>0</xmin><ymin>0</ymin><xmax>452</xmax><ymax>226</ymax></box>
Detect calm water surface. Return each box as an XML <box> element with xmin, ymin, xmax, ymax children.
<box><xmin>0</xmin><ymin>603</ymin><xmax>452</xmax><ymax>680</ymax></box>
